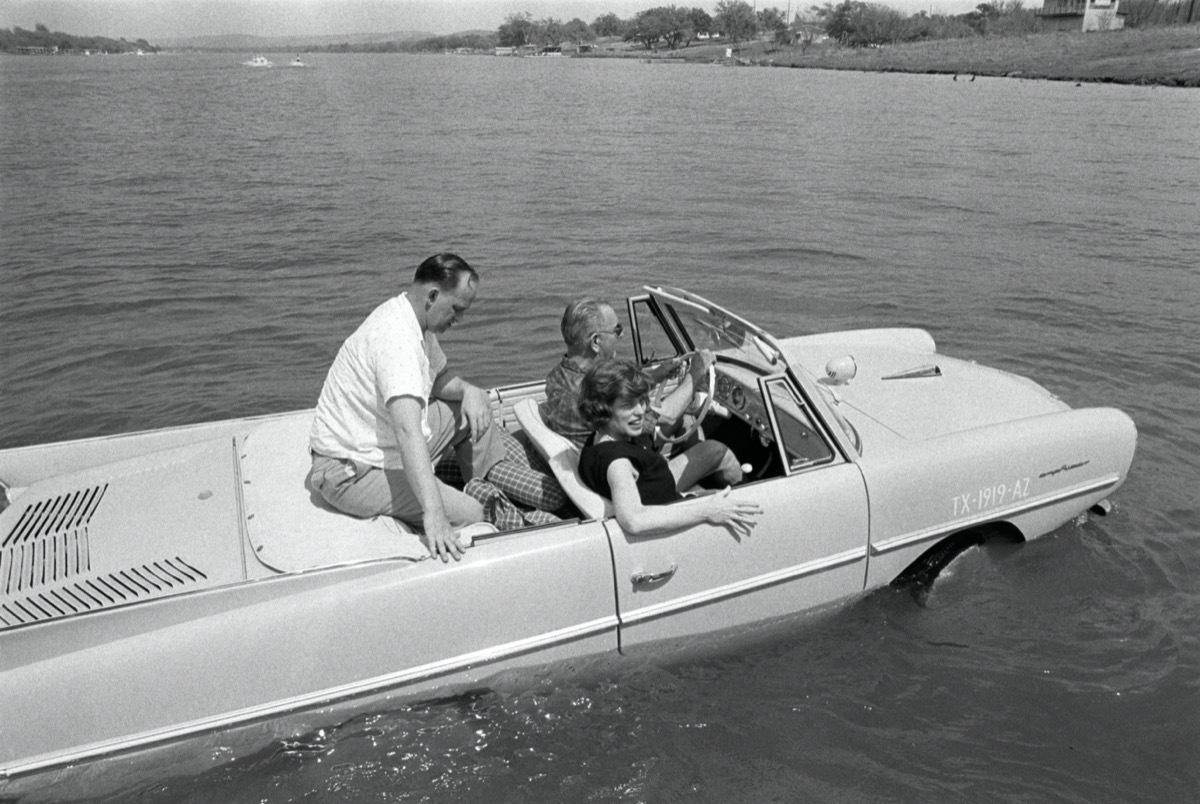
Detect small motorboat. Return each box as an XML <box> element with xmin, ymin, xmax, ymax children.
<box><xmin>243</xmin><ymin>54</ymin><xmax>272</xmax><ymax>67</ymax></box>
<box><xmin>289</xmin><ymin>56</ymin><xmax>306</xmax><ymax>67</ymax></box>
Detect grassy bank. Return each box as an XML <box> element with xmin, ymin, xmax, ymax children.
<box><xmin>656</xmin><ymin>24</ymin><xmax>1200</xmax><ymax>86</ymax></box>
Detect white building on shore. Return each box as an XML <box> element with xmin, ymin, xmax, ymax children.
<box><xmin>1036</xmin><ymin>0</ymin><xmax>1125</xmax><ymax>31</ymax></box>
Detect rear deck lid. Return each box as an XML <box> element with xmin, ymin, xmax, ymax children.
<box><xmin>786</xmin><ymin>344</ymin><xmax>1069</xmax><ymax>440</ymax></box>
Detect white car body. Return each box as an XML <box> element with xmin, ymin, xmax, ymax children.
<box><xmin>0</xmin><ymin>287</ymin><xmax>1136</xmax><ymax>780</ymax></box>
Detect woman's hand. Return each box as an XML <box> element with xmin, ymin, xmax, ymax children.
<box><xmin>701</xmin><ymin>487</ymin><xmax>761</xmax><ymax>538</ymax></box>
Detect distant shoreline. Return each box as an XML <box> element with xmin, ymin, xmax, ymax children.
<box><xmin>589</xmin><ymin>25</ymin><xmax>1200</xmax><ymax>88</ymax></box>
<box><xmin>7</xmin><ymin>24</ymin><xmax>1197</xmax><ymax>88</ymax></box>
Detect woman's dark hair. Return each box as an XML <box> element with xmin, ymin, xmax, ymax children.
<box><xmin>578</xmin><ymin>360</ymin><xmax>653</xmax><ymax>430</ymax></box>
<box><xmin>413</xmin><ymin>253</ymin><xmax>477</xmax><ymax>291</ymax></box>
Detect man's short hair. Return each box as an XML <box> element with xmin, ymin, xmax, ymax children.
<box><xmin>413</xmin><ymin>253</ymin><xmax>477</xmax><ymax>291</ymax></box>
<box><xmin>561</xmin><ymin>298</ymin><xmax>608</xmax><ymax>352</ymax></box>
<box><xmin>578</xmin><ymin>360</ymin><xmax>653</xmax><ymax>430</ymax></box>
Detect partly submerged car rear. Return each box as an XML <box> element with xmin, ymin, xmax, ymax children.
<box><xmin>776</xmin><ymin>326</ymin><xmax>1136</xmax><ymax>587</ymax></box>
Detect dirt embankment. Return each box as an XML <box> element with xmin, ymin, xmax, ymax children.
<box><xmin>638</xmin><ymin>25</ymin><xmax>1200</xmax><ymax>87</ymax></box>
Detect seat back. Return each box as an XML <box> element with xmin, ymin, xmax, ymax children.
<box><xmin>489</xmin><ymin>380</ymin><xmax>546</xmax><ymax>432</ymax></box>
<box><xmin>513</xmin><ymin>399</ymin><xmax>613</xmax><ymax>522</ymax></box>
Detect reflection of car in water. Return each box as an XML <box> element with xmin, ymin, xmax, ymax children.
<box><xmin>0</xmin><ymin>286</ymin><xmax>1136</xmax><ymax>781</ymax></box>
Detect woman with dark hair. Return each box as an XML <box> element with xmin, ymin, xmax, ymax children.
<box><xmin>577</xmin><ymin>360</ymin><xmax>760</xmax><ymax>537</ymax></box>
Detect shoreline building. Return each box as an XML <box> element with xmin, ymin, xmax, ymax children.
<box><xmin>1036</xmin><ymin>0</ymin><xmax>1126</xmax><ymax>31</ymax></box>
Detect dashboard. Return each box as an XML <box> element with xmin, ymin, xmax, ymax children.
<box><xmin>712</xmin><ymin>362</ymin><xmax>835</xmax><ymax>470</ymax></box>
<box><xmin>713</xmin><ymin>364</ymin><xmax>775</xmax><ymax>443</ymax></box>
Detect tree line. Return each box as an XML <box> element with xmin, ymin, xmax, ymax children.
<box><xmin>0</xmin><ymin>22</ymin><xmax>158</xmax><ymax>53</ymax></box>
<box><xmin>241</xmin><ymin>0</ymin><xmax>1200</xmax><ymax>56</ymax></box>
<box><xmin>266</xmin><ymin>0</ymin><xmax>1200</xmax><ymax>56</ymax></box>
<box><xmin>445</xmin><ymin>0</ymin><xmax>1198</xmax><ymax>52</ymax></box>
<box><xmin>811</xmin><ymin>0</ymin><xmax>1195</xmax><ymax>47</ymax></box>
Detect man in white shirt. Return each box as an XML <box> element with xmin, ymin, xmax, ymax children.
<box><xmin>309</xmin><ymin>254</ymin><xmax>508</xmax><ymax>562</ymax></box>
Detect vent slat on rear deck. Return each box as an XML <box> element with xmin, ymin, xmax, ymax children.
<box><xmin>3</xmin><ymin>484</ymin><xmax>107</xmax><ymax>548</ymax></box>
<box><xmin>0</xmin><ymin>554</ymin><xmax>207</xmax><ymax>631</ymax></box>
<box><xmin>2</xmin><ymin>481</ymin><xmax>206</xmax><ymax>629</ymax></box>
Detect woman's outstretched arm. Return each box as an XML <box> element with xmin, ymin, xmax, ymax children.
<box><xmin>607</xmin><ymin>460</ymin><xmax>760</xmax><ymax>538</ymax></box>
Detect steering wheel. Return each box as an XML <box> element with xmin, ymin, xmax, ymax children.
<box><xmin>657</xmin><ymin>362</ymin><xmax>716</xmax><ymax>445</ymax></box>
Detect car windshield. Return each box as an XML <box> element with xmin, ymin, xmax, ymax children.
<box><xmin>649</xmin><ymin>287</ymin><xmax>784</xmax><ymax>376</ymax></box>
<box><xmin>649</xmin><ymin>286</ymin><xmax>862</xmax><ymax>456</ymax></box>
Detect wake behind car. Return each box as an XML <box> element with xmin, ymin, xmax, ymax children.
<box><xmin>0</xmin><ymin>287</ymin><xmax>1135</xmax><ymax>780</ymax></box>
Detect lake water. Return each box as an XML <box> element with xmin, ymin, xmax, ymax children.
<box><xmin>1</xmin><ymin>52</ymin><xmax>1198</xmax><ymax>802</ymax></box>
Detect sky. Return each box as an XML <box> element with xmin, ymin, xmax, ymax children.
<box><xmin>0</xmin><ymin>0</ymin><xmax>984</xmax><ymax>40</ymax></box>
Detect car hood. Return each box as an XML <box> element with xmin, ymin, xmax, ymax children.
<box><xmin>781</xmin><ymin>337</ymin><xmax>1069</xmax><ymax>441</ymax></box>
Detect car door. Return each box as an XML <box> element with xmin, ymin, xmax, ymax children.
<box><xmin>606</xmin><ymin>373</ymin><xmax>870</xmax><ymax>653</ymax></box>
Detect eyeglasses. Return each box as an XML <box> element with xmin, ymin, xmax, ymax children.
<box><xmin>593</xmin><ymin>323</ymin><xmax>624</xmax><ymax>339</ymax></box>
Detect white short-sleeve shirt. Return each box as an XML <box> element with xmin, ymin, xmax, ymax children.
<box><xmin>309</xmin><ymin>293</ymin><xmax>447</xmax><ymax>469</ymax></box>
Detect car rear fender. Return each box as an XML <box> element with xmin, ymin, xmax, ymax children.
<box><xmin>861</xmin><ymin>406</ymin><xmax>1136</xmax><ymax>589</ymax></box>
<box><xmin>889</xmin><ymin>521</ymin><xmax>1025</xmax><ymax>593</ymax></box>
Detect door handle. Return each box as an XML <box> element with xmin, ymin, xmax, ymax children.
<box><xmin>631</xmin><ymin>563</ymin><xmax>677</xmax><ymax>585</ymax></box>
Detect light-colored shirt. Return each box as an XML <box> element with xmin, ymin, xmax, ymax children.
<box><xmin>310</xmin><ymin>293</ymin><xmax>447</xmax><ymax>469</ymax></box>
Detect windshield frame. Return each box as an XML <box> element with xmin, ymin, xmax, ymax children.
<box><xmin>642</xmin><ymin>286</ymin><xmax>861</xmax><ymax>461</ymax></box>
<box><xmin>643</xmin><ymin>287</ymin><xmax>785</xmax><ymax>375</ymax></box>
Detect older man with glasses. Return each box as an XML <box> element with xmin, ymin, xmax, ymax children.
<box><xmin>542</xmin><ymin>298</ymin><xmax>725</xmax><ymax>456</ymax></box>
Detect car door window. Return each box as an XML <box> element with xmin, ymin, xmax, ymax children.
<box><xmin>759</xmin><ymin>376</ymin><xmax>835</xmax><ymax>472</ymax></box>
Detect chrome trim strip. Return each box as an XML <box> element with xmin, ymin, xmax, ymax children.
<box><xmin>619</xmin><ymin>548</ymin><xmax>865</xmax><ymax>626</ymax></box>
<box><xmin>2</xmin><ymin>614</ymin><xmax>620</xmax><ymax>778</ymax></box>
<box><xmin>231</xmin><ymin>436</ymin><xmax>250</xmax><ymax>578</ymax></box>
<box><xmin>869</xmin><ymin>474</ymin><xmax>1122</xmax><ymax>556</ymax></box>
<box><xmin>646</xmin><ymin>286</ymin><xmax>712</xmax><ymax>316</ymax></box>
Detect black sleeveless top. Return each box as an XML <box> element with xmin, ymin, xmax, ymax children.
<box><xmin>578</xmin><ymin>432</ymin><xmax>682</xmax><ymax>505</ymax></box>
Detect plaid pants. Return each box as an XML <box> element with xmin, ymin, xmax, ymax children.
<box><xmin>463</xmin><ymin>478</ymin><xmax>562</xmax><ymax>531</ymax></box>
<box><xmin>434</xmin><ymin>427</ymin><xmax>570</xmax><ymax>517</ymax></box>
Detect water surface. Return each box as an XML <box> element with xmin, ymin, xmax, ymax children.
<box><xmin>2</xmin><ymin>52</ymin><xmax>1198</xmax><ymax>802</ymax></box>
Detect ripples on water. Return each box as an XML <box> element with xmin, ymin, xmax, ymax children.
<box><xmin>2</xmin><ymin>53</ymin><xmax>1198</xmax><ymax>802</ymax></box>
